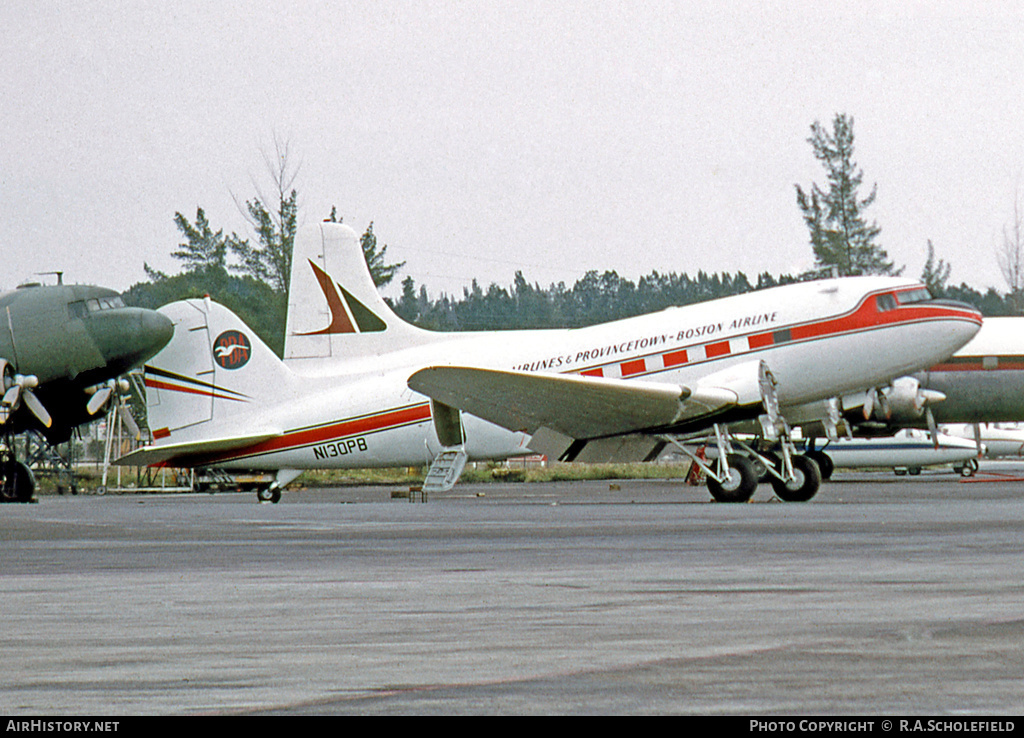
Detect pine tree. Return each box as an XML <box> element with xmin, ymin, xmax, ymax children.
<box><xmin>229</xmin><ymin>190</ymin><xmax>297</xmax><ymax>295</ymax></box>
<box><xmin>796</xmin><ymin>114</ymin><xmax>898</xmax><ymax>276</ymax></box>
<box><xmin>171</xmin><ymin>207</ymin><xmax>231</xmax><ymax>272</ymax></box>
<box><xmin>920</xmin><ymin>240</ymin><xmax>952</xmax><ymax>297</ymax></box>
<box><xmin>359</xmin><ymin>222</ymin><xmax>404</xmax><ymax>289</ymax></box>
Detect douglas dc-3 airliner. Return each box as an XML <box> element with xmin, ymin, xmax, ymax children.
<box><xmin>116</xmin><ymin>222</ymin><xmax>982</xmax><ymax>503</ymax></box>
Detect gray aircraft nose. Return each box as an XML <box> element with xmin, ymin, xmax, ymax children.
<box><xmin>90</xmin><ymin>307</ymin><xmax>175</xmax><ymax>374</ymax></box>
<box><xmin>140</xmin><ymin>309</ymin><xmax>175</xmax><ymax>358</ymax></box>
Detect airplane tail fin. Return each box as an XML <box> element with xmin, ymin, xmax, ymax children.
<box><xmin>144</xmin><ymin>297</ymin><xmax>295</xmax><ymax>445</ymax></box>
<box><xmin>285</xmin><ymin>222</ymin><xmax>433</xmax><ymax>366</ymax></box>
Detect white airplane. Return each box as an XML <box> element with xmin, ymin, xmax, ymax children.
<box><xmin>943</xmin><ymin>423</ymin><xmax>1024</xmax><ymax>460</ymax></box>
<box><xmin>116</xmin><ymin>222</ymin><xmax>982</xmax><ymax>504</ymax></box>
<box><xmin>804</xmin><ymin>428</ymin><xmax>980</xmax><ymax>476</ymax></box>
<box><xmin>930</xmin><ymin>421</ymin><xmax>1024</xmax><ymax>478</ymax></box>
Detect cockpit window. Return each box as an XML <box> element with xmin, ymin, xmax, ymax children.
<box><xmin>876</xmin><ymin>293</ymin><xmax>898</xmax><ymax>312</ymax></box>
<box><xmin>71</xmin><ymin>296</ymin><xmax>126</xmax><ymax>318</ymax></box>
<box><xmin>896</xmin><ymin>288</ymin><xmax>933</xmax><ymax>305</ymax></box>
<box><xmin>88</xmin><ymin>296</ymin><xmax>126</xmax><ymax>311</ymax></box>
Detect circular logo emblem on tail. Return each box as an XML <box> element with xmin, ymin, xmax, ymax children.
<box><xmin>213</xmin><ymin>330</ymin><xmax>252</xmax><ymax>369</ymax></box>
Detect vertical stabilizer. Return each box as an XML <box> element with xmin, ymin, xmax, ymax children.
<box><xmin>145</xmin><ymin>298</ymin><xmax>296</xmax><ymax>444</ymax></box>
<box><xmin>285</xmin><ymin>222</ymin><xmax>431</xmax><ymax>365</ymax></box>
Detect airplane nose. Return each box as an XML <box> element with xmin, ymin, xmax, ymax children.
<box><xmin>933</xmin><ymin>298</ymin><xmax>983</xmax><ymax>350</ymax></box>
<box><xmin>141</xmin><ymin>309</ymin><xmax>175</xmax><ymax>356</ymax></box>
<box><xmin>90</xmin><ymin>307</ymin><xmax>175</xmax><ymax>373</ymax></box>
<box><xmin>932</xmin><ymin>298</ymin><xmax>983</xmax><ymax>321</ymax></box>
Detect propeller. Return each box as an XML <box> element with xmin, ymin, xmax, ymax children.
<box><xmin>0</xmin><ymin>372</ymin><xmax>52</xmax><ymax>428</ymax></box>
<box><xmin>87</xmin><ymin>378</ymin><xmax>142</xmax><ymax>440</ymax></box>
<box><xmin>863</xmin><ymin>379</ymin><xmax>946</xmax><ymax>428</ymax></box>
<box><xmin>86</xmin><ymin>379</ymin><xmax>132</xmax><ymax>416</ymax></box>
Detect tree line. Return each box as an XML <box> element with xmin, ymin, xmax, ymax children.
<box><xmin>124</xmin><ymin>116</ymin><xmax>1024</xmax><ymax>354</ymax></box>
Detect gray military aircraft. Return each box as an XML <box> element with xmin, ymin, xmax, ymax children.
<box><xmin>0</xmin><ymin>278</ymin><xmax>174</xmax><ymax>501</ymax></box>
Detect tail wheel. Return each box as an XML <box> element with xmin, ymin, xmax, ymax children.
<box><xmin>770</xmin><ymin>454</ymin><xmax>822</xmax><ymax>502</ymax></box>
<box><xmin>707</xmin><ymin>454</ymin><xmax>758</xmax><ymax>503</ymax></box>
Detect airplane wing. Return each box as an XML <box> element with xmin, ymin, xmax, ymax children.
<box><xmin>113</xmin><ymin>430</ymin><xmax>282</xmax><ymax>467</ymax></box>
<box><xmin>408</xmin><ymin>361</ymin><xmax>768</xmax><ymax>451</ymax></box>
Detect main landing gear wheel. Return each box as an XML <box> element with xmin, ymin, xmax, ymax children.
<box><xmin>770</xmin><ymin>454</ymin><xmax>822</xmax><ymax>502</ymax></box>
<box><xmin>257</xmin><ymin>485</ymin><xmax>282</xmax><ymax>504</ymax></box>
<box><xmin>707</xmin><ymin>454</ymin><xmax>758</xmax><ymax>503</ymax></box>
<box><xmin>956</xmin><ymin>458</ymin><xmax>979</xmax><ymax>477</ymax></box>
<box><xmin>1</xmin><ymin>460</ymin><xmax>35</xmax><ymax>503</ymax></box>
<box><xmin>805</xmin><ymin>450</ymin><xmax>834</xmax><ymax>481</ymax></box>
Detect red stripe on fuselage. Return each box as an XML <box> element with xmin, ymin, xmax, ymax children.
<box><xmin>572</xmin><ymin>293</ymin><xmax>980</xmax><ymax>379</ymax></box>
<box><xmin>930</xmin><ymin>356</ymin><xmax>1024</xmax><ymax>372</ymax></box>
<box><xmin>785</xmin><ymin>299</ymin><xmax>979</xmax><ymax>343</ymax></box>
<box><xmin>161</xmin><ymin>403</ymin><xmax>433</xmax><ymax>467</ymax></box>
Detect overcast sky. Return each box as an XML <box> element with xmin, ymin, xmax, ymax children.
<box><xmin>2</xmin><ymin>1</ymin><xmax>1023</xmax><ymax>300</ymax></box>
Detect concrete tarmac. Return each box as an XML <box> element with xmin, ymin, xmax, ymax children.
<box><xmin>2</xmin><ymin>469</ymin><xmax>1024</xmax><ymax>715</ymax></box>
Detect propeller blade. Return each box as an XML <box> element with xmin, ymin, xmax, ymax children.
<box><xmin>862</xmin><ymin>388</ymin><xmax>875</xmax><ymax>420</ymax></box>
<box><xmin>22</xmin><ymin>390</ymin><xmax>52</xmax><ymax>428</ymax></box>
<box><xmin>877</xmin><ymin>390</ymin><xmax>892</xmax><ymax>420</ymax></box>
<box><xmin>1</xmin><ymin>384</ymin><xmax>20</xmax><ymax>407</ymax></box>
<box><xmin>925</xmin><ymin>408</ymin><xmax>939</xmax><ymax>449</ymax></box>
<box><xmin>118</xmin><ymin>404</ymin><xmax>142</xmax><ymax>440</ymax></box>
<box><xmin>87</xmin><ymin>386</ymin><xmax>113</xmax><ymax>415</ymax></box>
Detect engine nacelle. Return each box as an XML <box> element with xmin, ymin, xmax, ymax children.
<box><xmin>877</xmin><ymin>377</ymin><xmax>945</xmax><ymax>423</ymax></box>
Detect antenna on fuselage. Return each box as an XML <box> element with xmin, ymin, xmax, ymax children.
<box><xmin>37</xmin><ymin>271</ymin><xmax>64</xmax><ymax>285</ymax></box>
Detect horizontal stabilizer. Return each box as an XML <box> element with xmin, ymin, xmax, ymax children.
<box><xmin>113</xmin><ymin>430</ymin><xmax>282</xmax><ymax>467</ymax></box>
<box><xmin>408</xmin><ymin>366</ymin><xmax>699</xmax><ymax>440</ymax></box>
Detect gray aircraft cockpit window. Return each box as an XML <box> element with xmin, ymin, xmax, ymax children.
<box><xmin>86</xmin><ymin>296</ymin><xmax>127</xmax><ymax>312</ymax></box>
<box><xmin>69</xmin><ymin>296</ymin><xmax>127</xmax><ymax>318</ymax></box>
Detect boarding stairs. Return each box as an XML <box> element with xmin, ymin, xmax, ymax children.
<box><xmin>423</xmin><ymin>448</ymin><xmax>468</xmax><ymax>494</ymax></box>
